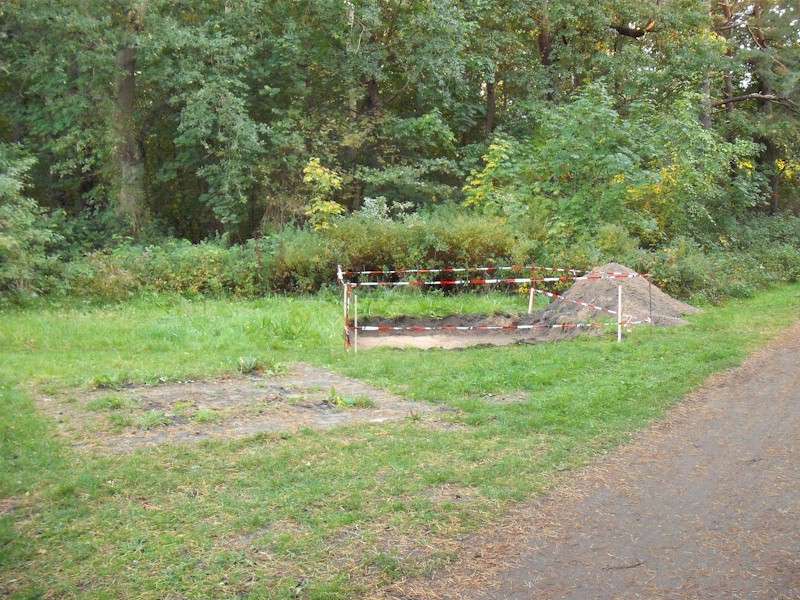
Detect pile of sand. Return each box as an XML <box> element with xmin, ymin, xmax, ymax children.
<box><xmin>541</xmin><ymin>262</ymin><xmax>699</xmax><ymax>326</ymax></box>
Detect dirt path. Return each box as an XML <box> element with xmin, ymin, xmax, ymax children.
<box><xmin>387</xmin><ymin>321</ymin><xmax>800</xmax><ymax>600</ymax></box>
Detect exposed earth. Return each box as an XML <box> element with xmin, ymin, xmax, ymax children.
<box><xmin>37</xmin><ymin>363</ymin><xmax>446</xmax><ymax>452</ymax></box>
<box><xmin>383</xmin><ymin>320</ymin><xmax>800</xmax><ymax>599</ymax></box>
<box><xmin>541</xmin><ymin>262</ymin><xmax>700</xmax><ymax>325</ymax></box>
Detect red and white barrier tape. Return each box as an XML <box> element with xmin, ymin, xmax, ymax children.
<box><xmin>344</xmin><ymin>273</ymin><xmax>641</xmax><ymax>288</ymax></box>
<box><xmin>341</xmin><ymin>265</ymin><xmax>608</xmax><ymax>277</ymax></box>
<box><xmin>347</xmin><ymin>277</ymin><xmax>534</xmax><ymax>288</ymax></box>
<box><xmin>352</xmin><ymin>322</ymin><xmax>602</xmax><ymax>333</ymax></box>
<box><xmin>541</xmin><ymin>273</ymin><xmax>643</xmax><ymax>282</ymax></box>
<box><xmin>624</xmin><ymin>319</ymin><xmax>652</xmax><ymax>325</ymax></box>
<box><xmin>584</xmin><ymin>272</ymin><xmax>644</xmax><ymax>279</ymax></box>
<box><xmin>343</xmin><ymin>265</ymin><xmax>535</xmax><ymax>276</ymax></box>
<box><xmin>339</xmin><ymin>263</ymin><xmax>643</xmax><ymax>279</ymax></box>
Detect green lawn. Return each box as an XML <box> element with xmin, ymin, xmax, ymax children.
<box><xmin>1</xmin><ymin>285</ymin><xmax>799</xmax><ymax>599</ymax></box>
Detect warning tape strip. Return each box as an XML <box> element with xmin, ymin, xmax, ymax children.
<box><xmin>345</xmin><ymin>273</ymin><xmax>641</xmax><ymax>288</ymax></box>
<box><xmin>540</xmin><ymin>273</ymin><xmax>642</xmax><ymax>282</ymax></box>
<box><xmin>344</xmin><ymin>266</ymin><xmax>599</xmax><ymax>276</ymax></box>
<box><xmin>348</xmin><ymin>277</ymin><xmax>535</xmax><ymax>288</ymax></box>
<box><xmin>344</xmin><ymin>265</ymin><xmax>535</xmax><ymax>276</ymax></box>
<box><xmin>352</xmin><ymin>322</ymin><xmax>602</xmax><ymax>333</ymax></box>
<box><xmin>340</xmin><ymin>264</ymin><xmax>643</xmax><ymax>280</ymax></box>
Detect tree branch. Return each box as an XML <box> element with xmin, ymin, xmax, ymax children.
<box><xmin>713</xmin><ymin>93</ymin><xmax>799</xmax><ymax>113</ymax></box>
<box><xmin>611</xmin><ymin>18</ymin><xmax>656</xmax><ymax>38</ymax></box>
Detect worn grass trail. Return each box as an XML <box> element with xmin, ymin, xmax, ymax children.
<box><xmin>1</xmin><ymin>286</ymin><xmax>799</xmax><ymax>599</ymax></box>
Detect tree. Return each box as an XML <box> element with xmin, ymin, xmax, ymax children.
<box><xmin>0</xmin><ymin>144</ymin><xmax>61</xmax><ymax>296</ymax></box>
<box><xmin>0</xmin><ymin>0</ymin><xmax>797</xmax><ymax>244</ymax></box>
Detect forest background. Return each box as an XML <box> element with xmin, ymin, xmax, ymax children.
<box><xmin>1</xmin><ymin>0</ymin><xmax>799</xmax><ymax>303</ymax></box>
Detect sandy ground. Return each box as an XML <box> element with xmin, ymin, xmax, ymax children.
<box><xmin>356</xmin><ymin>331</ymin><xmax>545</xmax><ymax>350</ymax></box>
<box><xmin>383</xmin><ymin>321</ymin><xmax>800</xmax><ymax>600</ymax></box>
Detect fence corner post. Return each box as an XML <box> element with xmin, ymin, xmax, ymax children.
<box><xmin>617</xmin><ymin>283</ymin><xmax>623</xmax><ymax>343</ymax></box>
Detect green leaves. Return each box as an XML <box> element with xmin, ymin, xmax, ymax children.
<box><xmin>466</xmin><ymin>84</ymin><xmax>765</xmax><ymax>245</ymax></box>
<box><xmin>0</xmin><ymin>144</ymin><xmax>62</xmax><ymax>298</ymax></box>
<box><xmin>0</xmin><ymin>0</ymin><xmax>797</xmax><ymax>242</ymax></box>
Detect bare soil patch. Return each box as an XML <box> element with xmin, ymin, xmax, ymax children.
<box><xmin>37</xmin><ymin>363</ymin><xmax>444</xmax><ymax>452</ymax></box>
<box><xmin>479</xmin><ymin>391</ymin><xmax>529</xmax><ymax>405</ymax></box>
<box><xmin>0</xmin><ymin>497</ymin><xmax>21</xmax><ymax>517</ymax></box>
<box><xmin>425</xmin><ymin>484</ymin><xmax>480</xmax><ymax>505</ymax></box>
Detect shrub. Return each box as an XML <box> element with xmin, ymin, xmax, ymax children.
<box><xmin>65</xmin><ymin>238</ymin><xmax>272</xmax><ymax>301</ymax></box>
<box><xmin>268</xmin><ymin>207</ymin><xmax>522</xmax><ymax>291</ymax></box>
<box><xmin>3</xmin><ymin>197</ymin><xmax>798</xmax><ymax>305</ymax></box>
<box><xmin>0</xmin><ymin>145</ymin><xmax>62</xmax><ymax>300</ymax></box>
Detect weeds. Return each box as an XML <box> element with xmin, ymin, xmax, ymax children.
<box><xmin>325</xmin><ymin>388</ymin><xmax>376</xmax><ymax>409</ymax></box>
<box><xmin>192</xmin><ymin>408</ymin><xmax>221</xmax><ymax>424</ymax></box>
<box><xmin>237</xmin><ymin>356</ymin><xmax>263</xmax><ymax>375</ymax></box>
<box><xmin>136</xmin><ymin>410</ymin><xmax>172</xmax><ymax>430</ymax></box>
<box><xmin>85</xmin><ymin>395</ymin><xmax>131</xmax><ymax>411</ymax></box>
<box><xmin>107</xmin><ymin>414</ymin><xmax>134</xmax><ymax>431</ymax></box>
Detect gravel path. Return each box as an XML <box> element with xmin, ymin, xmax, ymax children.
<box><xmin>475</xmin><ymin>321</ymin><xmax>800</xmax><ymax>599</ymax></box>
<box><xmin>385</xmin><ymin>322</ymin><xmax>800</xmax><ymax>600</ymax></box>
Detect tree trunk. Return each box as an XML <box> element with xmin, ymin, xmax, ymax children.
<box><xmin>365</xmin><ymin>76</ymin><xmax>380</xmax><ymax>114</ymax></box>
<box><xmin>720</xmin><ymin>2</ymin><xmax>734</xmax><ymax>113</ymax></box>
<box><xmin>751</xmin><ymin>0</ymin><xmax>780</xmax><ymax>213</ymax></box>
<box><xmin>345</xmin><ymin>0</ymin><xmax>358</xmax><ymax>117</ymax></box>
<box><xmin>537</xmin><ymin>0</ymin><xmax>552</xmax><ymax>65</ymax></box>
<box><xmin>484</xmin><ymin>79</ymin><xmax>496</xmax><ymax>136</ymax></box>
<box><xmin>114</xmin><ymin>43</ymin><xmax>146</xmax><ymax>233</ymax></box>
<box><xmin>700</xmin><ymin>77</ymin><xmax>712</xmax><ymax>128</ymax></box>
<box><xmin>537</xmin><ymin>25</ymin><xmax>552</xmax><ymax>66</ymax></box>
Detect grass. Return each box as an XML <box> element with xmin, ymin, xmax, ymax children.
<box><xmin>136</xmin><ymin>409</ymin><xmax>173</xmax><ymax>430</ymax></box>
<box><xmin>1</xmin><ymin>285</ymin><xmax>799</xmax><ymax>598</ymax></box>
<box><xmin>326</xmin><ymin>388</ymin><xmax>376</xmax><ymax>409</ymax></box>
<box><xmin>192</xmin><ymin>408</ymin><xmax>222</xmax><ymax>423</ymax></box>
<box><xmin>85</xmin><ymin>394</ymin><xmax>132</xmax><ymax>412</ymax></box>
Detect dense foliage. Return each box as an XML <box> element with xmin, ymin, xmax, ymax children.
<box><xmin>0</xmin><ymin>1</ymin><xmax>798</xmax><ymax>303</ymax></box>
<box><xmin>0</xmin><ymin>144</ymin><xmax>62</xmax><ymax>296</ymax></box>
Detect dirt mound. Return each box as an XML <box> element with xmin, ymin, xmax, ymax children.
<box><xmin>541</xmin><ymin>262</ymin><xmax>699</xmax><ymax>326</ymax></box>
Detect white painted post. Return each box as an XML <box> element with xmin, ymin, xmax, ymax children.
<box><xmin>354</xmin><ymin>292</ymin><xmax>359</xmax><ymax>353</ymax></box>
<box><xmin>527</xmin><ymin>284</ymin><xmax>535</xmax><ymax>314</ymax></box>
<box><xmin>339</xmin><ymin>265</ymin><xmax>350</xmax><ymax>351</ymax></box>
<box><xmin>617</xmin><ymin>283</ymin><xmax>623</xmax><ymax>343</ymax></box>
<box><xmin>344</xmin><ymin>288</ymin><xmax>349</xmax><ymax>351</ymax></box>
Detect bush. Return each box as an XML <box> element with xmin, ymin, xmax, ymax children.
<box><xmin>0</xmin><ymin>145</ymin><xmax>62</xmax><ymax>301</ymax></box>
<box><xmin>267</xmin><ymin>208</ymin><xmax>523</xmax><ymax>292</ymax></box>
<box><xmin>65</xmin><ymin>238</ymin><xmax>272</xmax><ymax>301</ymax></box>
<box><xmin>2</xmin><ymin>199</ymin><xmax>799</xmax><ymax>305</ymax></box>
